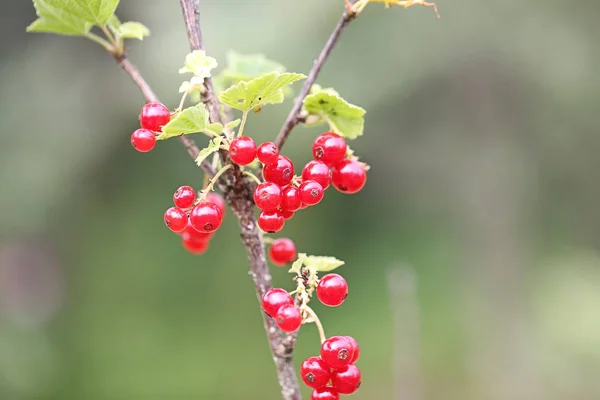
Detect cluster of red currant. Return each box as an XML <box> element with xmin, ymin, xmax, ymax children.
<box><xmin>130</xmin><ymin>102</ymin><xmax>171</xmax><ymax>152</ymax></box>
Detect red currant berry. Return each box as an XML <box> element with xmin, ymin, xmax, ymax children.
<box><xmin>344</xmin><ymin>336</ymin><xmax>360</xmax><ymax>363</ymax></box>
<box><xmin>311</xmin><ymin>387</ymin><xmax>340</xmax><ymax>400</ymax></box>
<box><xmin>316</xmin><ymin>273</ymin><xmax>348</xmax><ymax>307</ymax></box>
<box><xmin>275</xmin><ymin>304</ymin><xmax>302</xmax><ymax>332</ymax></box>
<box><xmin>299</xmin><ymin>180</ymin><xmax>324</xmax><ymax>206</ymax></box>
<box><xmin>139</xmin><ymin>102</ymin><xmax>171</xmax><ymax>132</ymax></box>
<box><xmin>331</xmin><ymin>364</ymin><xmax>361</xmax><ymax>395</ymax></box>
<box><xmin>269</xmin><ymin>238</ymin><xmax>297</xmax><ymax>266</ymax></box>
<box><xmin>263</xmin><ymin>155</ymin><xmax>294</xmax><ymax>186</ymax></box>
<box><xmin>253</xmin><ymin>182</ymin><xmax>283</xmax><ymax>212</ymax></box>
<box><xmin>180</xmin><ymin>221</ymin><xmax>214</xmax><ymax>241</ymax></box>
<box><xmin>312</xmin><ymin>132</ymin><xmax>347</xmax><ymax>166</ymax></box>
<box><xmin>320</xmin><ymin>336</ymin><xmax>354</xmax><ymax>370</ymax></box>
<box><xmin>206</xmin><ymin>192</ymin><xmax>226</xmax><ymax>217</ymax></box>
<box><xmin>261</xmin><ymin>288</ymin><xmax>293</xmax><ymax>318</ymax></box>
<box><xmin>281</xmin><ymin>210</ymin><xmax>295</xmax><ymax>220</ymax></box>
<box><xmin>281</xmin><ymin>186</ymin><xmax>302</xmax><ymax>212</ymax></box>
<box><xmin>229</xmin><ymin>136</ymin><xmax>257</xmax><ymax>166</ymax></box>
<box><xmin>301</xmin><ymin>356</ymin><xmax>332</xmax><ymax>389</ymax></box>
<box><xmin>258</xmin><ymin>210</ymin><xmax>285</xmax><ymax>233</ymax></box>
<box><xmin>181</xmin><ymin>232</ymin><xmax>210</xmax><ymax>255</ymax></box>
<box><xmin>331</xmin><ymin>160</ymin><xmax>367</xmax><ymax>194</ymax></box>
<box><xmin>302</xmin><ymin>160</ymin><xmax>331</xmax><ymax>189</ymax></box>
<box><xmin>257</xmin><ymin>142</ymin><xmax>280</xmax><ymax>165</ymax></box>
<box><xmin>164</xmin><ymin>207</ymin><xmax>188</xmax><ymax>233</ymax></box>
<box><xmin>131</xmin><ymin>128</ymin><xmax>156</xmax><ymax>152</ymax></box>
<box><xmin>173</xmin><ymin>185</ymin><xmax>196</xmax><ymax>209</ymax></box>
<box><xmin>190</xmin><ymin>201</ymin><xmax>223</xmax><ymax>233</ymax></box>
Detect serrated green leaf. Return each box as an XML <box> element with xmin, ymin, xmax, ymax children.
<box><xmin>72</xmin><ymin>0</ymin><xmax>119</xmax><ymax>25</ymax></box>
<box><xmin>28</xmin><ymin>0</ymin><xmax>93</xmax><ymax>36</ymax></box>
<box><xmin>195</xmin><ymin>137</ymin><xmax>223</xmax><ymax>166</ymax></box>
<box><xmin>304</xmin><ymin>255</ymin><xmax>345</xmax><ymax>273</ymax></box>
<box><xmin>207</xmin><ymin>123</ymin><xmax>223</xmax><ymax>135</ymax></box>
<box><xmin>179</xmin><ymin>50</ymin><xmax>218</xmax><ymax>79</ymax></box>
<box><xmin>224</xmin><ymin>119</ymin><xmax>241</xmax><ymax>131</ymax></box>
<box><xmin>213</xmin><ymin>51</ymin><xmax>287</xmax><ymax>94</ymax></box>
<box><xmin>303</xmin><ymin>91</ymin><xmax>366</xmax><ymax>139</ymax></box>
<box><xmin>116</xmin><ymin>21</ymin><xmax>150</xmax><ymax>40</ymax></box>
<box><xmin>158</xmin><ymin>104</ymin><xmax>209</xmax><ymax>139</ymax></box>
<box><xmin>219</xmin><ymin>72</ymin><xmax>306</xmax><ymax>112</ymax></box>
<box><xmin>288</xmin><ymin>253</ymin><xmax>308</xmax><ymax>275</ymax></box>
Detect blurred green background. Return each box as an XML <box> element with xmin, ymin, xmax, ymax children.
<box><xmin>2</xmin><ymin>0</ymin><xmax>600</xmax><ymax>399</ymax></box>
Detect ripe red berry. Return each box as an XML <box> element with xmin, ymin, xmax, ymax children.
<box><xmin>331</xmin><ymin>364</ymin><xmax>361</xmax><ymax>395</ymax></box>
<box><xmin>302</xmin><ymin>160</ymin><xmax>331</xmax><ymax>189</ymax></box>
<box><xmin>281</xmin><ymin>210</ymin><xmax>295</xmax><ymax>220</ymax></box>
<box><xmin>331</xmin><ymin>160</ymin><xmax>367</xmax><ymax>194</ymax></box>
<box><xmin>261</xmin><ymin>288</ymin><xmax>294</xmax><ymax>318</ymax></box>
<box><xmin>269</xmin><ymin>238</ymin><xmax>297</xmax><ymax>266</ymax></box>
<box><xmin>190</xmin><ymin>201</ymin><xmax>223</xmax><ymax>233</ymax></box>
<box><xmin>253</xmin><ymin>182</ymin><xmax>283</xmax><ymax>212</ymax></box>
<box><xmin>257</xmin><ymin>142</ymin><xmax>280</xmax><ymax>164</ymax></box>
<box><xmin>275</xmin><ymin>304</ymin><xmax>302</xmax><ymax>332</ymax></box>
<box><xmin>281</xmin><ymin>186</ymin><xmax>302</xmax><ymax>212</ymax></box>
<box><xmin>344</xmin><ymin>336</ymin><xmax>360</xmax><ymax>363</ymax></box>
<box><xmin>173</xmin><ymin>186</ymin><xmax>196</xmax><ymax>209</ymax></box>
<box><xmin>139</xmin><ymin>102</ymin><xmax>171</xmax><ymax>132</ymax></box>
<box><xmin>311</xmin><ymin>387</ymin><xmax>340</xmax><ymax>400</ymax></box>
<box><xmin>258</xmin><ymin>210</ymin><xmax>285</xmax><ymax>233</ymax></box>
<box><xmin>312</xmin><ymin>132</ymin><xmax>347</xmax><ymax>166</ymax></box>
<box><xmin>301</xmin><ymin>356</ymin><xmax>332</xmax><ymax>389</ymax></box>
<box><xmin>263</xmin><ymin>155</ymin><xmax>294</xmax><ymax>187</ymax></box>
<box><xmin>299</xmin><ymin>180</ymin><xmax>324</xmax><ymax>206</ymax></box>
<box><xmin>181</xmin><ymin>232</ymin><xmax>210</xmax><ymax>255</ymax></box>
<box><xmin>320</xmin><ymin>336</ymin><xmax>354</xmax><ymax>370</ymax></box>
<box><xmin>316</xmin><ymin>274</ymin><xmax>348</xmax><ymax>307</ymax></box>
<box><xmin>229</xmin><ymin>136</ymin><xmax>257</xmax><ymax>166</ymax></box>
<box><xmin>206</xmin><ymin>192</ymin><xmax>226</xmax><ymax>217</ymax></box>
<box><xmin>181</xmin><ymin>221</ymin><xmax>214</xmax><ymax>241</ymax></box>
<box><xmin>164</xmin><ymin>207</ymin><xmax>188</xmax><ymax>233</ymax></box>
<box><xmin>131</xmin><ymin>128</ymin><xmax>156</xmax><ymax>152</ymax></box>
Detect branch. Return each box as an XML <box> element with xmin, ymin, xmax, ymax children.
<box><xmin>274</xmin><ymin>10</ymin><xmax>356</xmax><ymax>149</ymax></box>
<box><xmin>178</xmin><ymin>1</ymin><xmax>301</xmax><ymax>399</ymax></box>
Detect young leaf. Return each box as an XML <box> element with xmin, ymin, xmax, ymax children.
<box><xmin>195</xmin><ymin>137</ymin><xmax>223</xmax><ymax>166</ymax></box>
<box><xmin>207</xmin><ymin>123</ymin><xmax>224</xmax><ymax>135</ymax></box>
<box><xmin>76</xmin><ymin>0</ymin><xmax>120</xmax><ymax>25</ymax></box>
<box><xmin>219</xmin><ymin>72</ymin><xmax>306</xmax><ymax>112</ymax></box>
<box><xmin>27</xmin><ymin>0</ymin><xmax>93</xmax><ymax>36</ymax></box>
<box><xmin>158</xmin><ymin>104</ymin><xmax>209</xmax><ymax>139</ymax></box>
<box><xmin>224</xmin><ymin>119</ymin><xmax>241</xmax><ymax>131</ymax></box>
<box><xmin>289</xmin><ymin>253</ymin><xmax>308</xmax><ymax>275</ymax></box>
<box><xmin>179</xmin><ymin>50</ymin><xmax>218</xmax><ymax>79</ymax></box>
<box><xmin>304</xmin><ymin>256</ymin><xmax>345</xmax><ymax>273</ymax></box>
<box><xmin>303</xmin><ymin>91</ymin><xmax>366</xmax><ymax>139</ymax></box>
<box><xmin>213</xmin><ymin>51</ymin><xmax>287</xmax><ymax>93</ymax></box>
<box><xmin>107</xmin><ymin>14</ymin><xmax>121</xmax><ymax>34</ymax></box>
<box><xmin>116</xmin><ymin>21</ymin><xmax>150</xmax><ymax>40</ymax></box>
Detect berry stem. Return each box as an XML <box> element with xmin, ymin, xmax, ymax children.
<box><xmin>200</xmin><ymin>164</ymin><xmax>232</xmax><ymax>200</ymax></box>
<box><xmin>85</xmin><ymin>32</ymin><xmax>113</xmax><ymax>52</ymax></box>
<box><xmin>176</xmin><ymin>89</ymin><xmax>190</xmax><ymax>113</ymax></box>
<box><xmin>236</xmin><ymin>110</ymin><xmax>249</xmax><ymax>138</ymax></box>
<box><xmin>243</xmin><ymin>170</ymin><xmax>263</xmax><ymax>185</ymax></box>
<box><xmin>305</xmin><ymin>305</ymin><xmax>327</xmax><ymax>344</ymax></box>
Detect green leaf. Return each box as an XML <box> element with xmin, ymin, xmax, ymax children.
<box><xmin>303</xmin><ymin>91</ymin><xmax>366</xmax><ymax>139</ymax></box>
<box><xmin>106</xmin><ymin>14</ymin><xmax>121</xmax><ymax>34</ymax></box>
<box><xmin>70</xmin><ymin>0</ymin><xmax>120</xmax><ymax>25</ymax></box>
<box><xmin>213</xmin><ymin>51</ymin><xmax>287</xmax><ymax>94</ymax></box>
<box><xmin>116</xmin><ymin>21</ymin><xmax>150</xmax><ymax>40</ymax></box>
<box><xmin>179</xmin><ymin>50</ymin><xmax>218</xmax><ymax>79</ymax></box>
<box><xmin>207</xmin><ymin>123</ymin><xmax>224</xmax><ymax>135</ymax></box>
<box><xmin>158</xmin><ymin>104</ymin><xmax>209</xmax><ymax>139</ymax></box>
<box><xmin>195</xmin><ymin>137</ymin><xmax>223</xmax><ymax>166</ymax></box>
<box><xmin>224</xmin><ymin>119</ymin><xmax>241</xmax><ymax>131</ymax></box>
<box><xmin>289</xmin><ymin>253</ymin><xmax>308</xmax><ymax>275</ymax></box>
<box><xmin>219</xmin><ymin>72</ymin><xmax>306</xmax><ymax>112</ymax></box>
<box><xmin>27</xmin><ymin>0</ymin><xmax>93</xmax><ymax>36</ymax></box>
<box><xmin>304</xmin><ymin>255</ymin><xmax>345</xmax><ymax>273</ymax></box>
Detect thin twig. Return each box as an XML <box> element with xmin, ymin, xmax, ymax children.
<box><xmin>274</xmin><ymin>10</ymin><xmax>356</xmax><ymax>150</ymax></box>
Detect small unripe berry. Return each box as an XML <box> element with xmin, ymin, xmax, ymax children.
<box><xmin>139</xmin><ymin>102</ymin><xmax>171</xmax><ymax>132</ymax></box>
<box><xmin>261</xmin><ymin>288</ymin><xmax>293</xmax><ymax>318</ymax></box>
<box><xmin>316</xmin><ymin>274</ymin><xmax>348</xmax><ymax>307</ymax></box>
<box><xmin>173</xmin><ymin>186</ymin><xmax>196</xmax><ymax>209</ymax></box>
<box><xmin>229</xmin><ymin>136</ymin><xmax>257</xmax><ymax>166</ymax></box>
<box><xmin>275</xmin><ymin>304</ymin><xmax>302</xmax><ymax>332</ymax></box>
<box><xmin>131</xmin><ymin>128</ymin><xmax>156</xmax><ymax>152</ymax></box>
<box><xmin>269</xmin><ymin>238</ymin><xmax>297</xmax><ymax>266</ymax></box>
<box><xmin>257</xmin><ymin>142</ymin><xmax>280</xmax><ymax>164</ymax></box>
<box><xmin>312</xmin><ymin>132</ymin><xmax>347</xmax><ymax>166</ymax></box>
<box><xmin>164</xmin><ymin>207</ymin><xmax>188</xmax><ymax>233</ymax></box>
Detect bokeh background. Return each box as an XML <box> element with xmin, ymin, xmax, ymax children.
<box><xmin>1</xmin><ymin>0</ymin><xmax>600</xmax><ymax>399</ymax></box>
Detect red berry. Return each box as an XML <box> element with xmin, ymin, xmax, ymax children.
<box><xmin>181</xmin><ymin>232</ymin><xmax>210</xmax><ymax>255</ymax></box>
<box><xmin>331</xmin><ymin>364</ymin><xmax>361</xmax><ymax>395</ymax></box>
<box><xmin>257</xmin><ymin>142</ymin><xmax>280</xmax><ymax>164</ymax></box>
<box><xmin>312</xmin><ymin>132</ymin><xmax>347</xmax><ymax>166</ymax></box>
<box><xmin>316</xmin><ymin>274</ymin><xmax>348</xmax><ymax>307</ymax></box>
<box><xmin>299</xmin><ymin>180</ymin><xmax>324</xmax><ymax>206</ymax></box>
<box><xmin>311</xmin><ymin>387</ymin><xmax>340</xmax><ymax>400</ymax></box>
<box><xmin>269</xmin><ymin>238</ymin><xmax>297</xmax><ymax>266</ymax></box>
<box><xmin>344</xmin><ymin>336</ymin><xmax>360</xmax><ymax>363</ymax></box>
<box><xmin>181</xmin><ymin>221</ymin><xmax>214</xmax><ymax>241</ymax></box>
<box><xmin>229</xmin><ymin>136</ymin><xmax>257</xmax><ymax>166</ymax></box>
<box><xmin>190</xmin><ymin>201</ymin><xmax>223</xmax><ymax>233</ymax></box>
<box><xmin>173</xmin><ymin>186</ymin><xmax>196</xmax><ymax>209</ymax></box>
<box><xmin>164</xmin><ymin>207</ymin><xmax>188</xmax><ymax>233</ymax></box>
<box><xmin>258</xmin><ymin>210</ymin><xmax>285</xmax><ymax>233</ymax></box>
<box><xmin>301</xmin><ymin>356</ymin><xmax>332</xmax><ymax>389</ymax></box>
<box><xmin>331</xmin><ymin>160</ymin><xmax>367</xmax><ymax>194</ymax></box>
<box><xmin>261</xmin><ymin>288</ymin><xmax>293</xmax><ymax>318</ymax></box>
<box><xmin>302</xmin><ymin>160</ymin><xmax>331</xmax><ymax>189</ymax></box>
<box><xmin>206</xmin><ymin>192</ymin><xmax>226</xmax><ymax>217</ymax></box>
<box><xmin>281</xmin><ymin>186</ymin><xmax>302</xmax><ymax>212</ymax></box>
<box><xmin>263</xmin><ymin>155</ymin><xmax>294</xmax><ymax>186</ymax></box>
<box><xmin>131</xmin><ymin>128</ymin><xmax>156</xmax><ymax>152</ymax></box>
<box><xmin>275</xmin><ymin>304</ymin><xmax>302</xmax><ymax>332</ymax></box>
<box><xmin>281</xmin><ymin>210</ymin><xmax>295</xmax><ymax>220</ymax></box>
<box><xmin>320</xmin><ymin>336</ymin><xmax>354</xmax><ymax>370</ymax></box>
<box><xmin>139</xmin><ymin>102</ymin><xmax>171</xmax><ymax>132</ymax></box>
<box><xmin>253</xmin><ymin>182</ymin><xmax>283</xmax><ymax>212</ymax></box>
